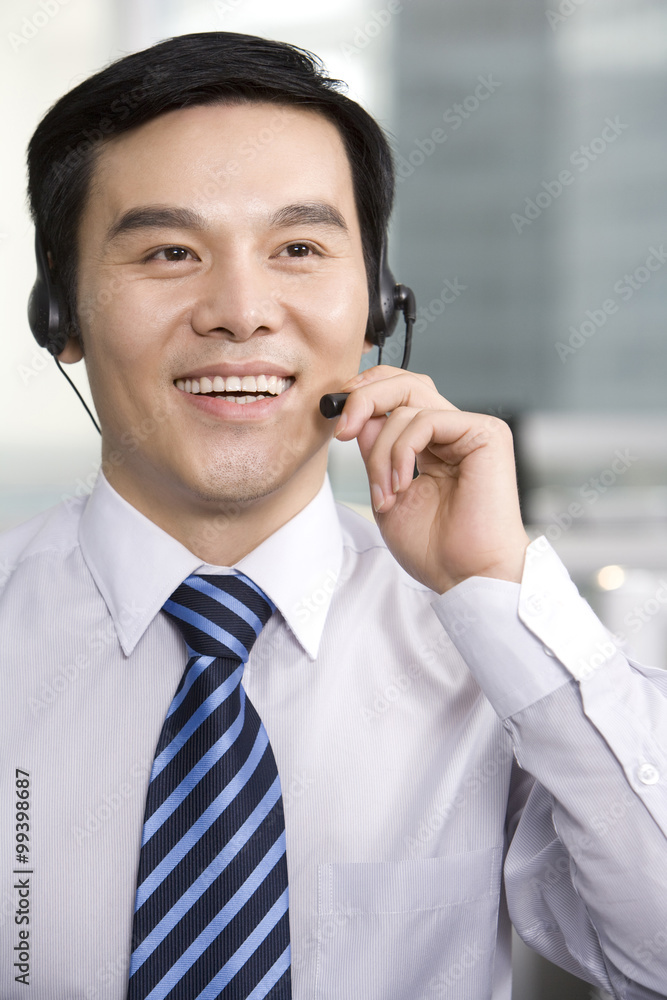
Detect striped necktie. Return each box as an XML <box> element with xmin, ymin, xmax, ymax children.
<box><xmin>127</xmin><ymin>572</ymin><xmax>291</xmax><ymax>1000</ymax></box>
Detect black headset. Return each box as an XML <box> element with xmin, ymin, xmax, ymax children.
<box><xmin>27</xmin><ymin>230</ymin><xmax>416</xmax><ymax>427</ymax></box>
<box><xmin>28</xmin><ymin>232</ymin><xmax>67</xmax><ymax>357</ymax></box>
<box><xmin>364</xmin><ymin>242</ymin><xmax>416</xmax><ymax>370</ymax></box>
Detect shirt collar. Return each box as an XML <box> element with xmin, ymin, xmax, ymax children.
<box><xmin>79</xmin><ymin>472</ymin><xmax>343</xmax><ymax>661</ymax></box>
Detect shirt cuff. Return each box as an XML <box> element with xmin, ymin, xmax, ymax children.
<box><xmin>430</xmin><ymin>536</ymin><xmax>619</xmax><ymax>719</ymax></box>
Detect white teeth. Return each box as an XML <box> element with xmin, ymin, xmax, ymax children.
<box><xmin>175</xmin><ymin>374</ymin><xmax>293</xmax><ymax>396</ymax></box>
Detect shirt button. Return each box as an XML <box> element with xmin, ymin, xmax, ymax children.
<box><xmin>542</xmin><ymin>646</ymin><xmax>555</xmax><ymax>657</ymax></box>
<box><xmin>637</xmin><ymin>763</ymin><xmax>660</xmax><ymax>785</ymax></box>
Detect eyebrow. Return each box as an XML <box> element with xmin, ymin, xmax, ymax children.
<box><xmin>104</xmin><ymin>207</ymin><xmax>207</xmax><ymax>246</ymax></box>
<box><xmin>104</xmin><ymin>201</ymin><xmax>348</xmax><ymax>246</ymax></box>
<box><xmin>269</xmin><ymin>202</ymin><xmax>348</xmax><ymax>233</ymax></box>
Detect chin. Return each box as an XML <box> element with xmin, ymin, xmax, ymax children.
<box><xmin>184</xmin><ymin>461</ymin><xmax>287</xmax><ymax>509</ymax></box>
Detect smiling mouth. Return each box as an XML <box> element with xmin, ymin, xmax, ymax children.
<box><xmin>175</xmin><ymin>374</ymin><xmax>294</xmax><ymax>404</ymax></box>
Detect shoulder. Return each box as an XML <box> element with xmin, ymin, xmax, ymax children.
<box><xmin>0</xmin><ymin>497</ymin><xmax>85</xmax><ymax>588</ymax></box>
<box><xmin>332</xmin><ymin>500</ymin><xmax>472</xmax><ymax>689</ymax></box>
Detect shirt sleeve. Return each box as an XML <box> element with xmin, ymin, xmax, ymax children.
<box><xmin>431</xmin><ymin>536</ymin><xmax>667</xmax><ymax>1000</ymax></box>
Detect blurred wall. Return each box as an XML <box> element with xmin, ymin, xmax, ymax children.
<box><xmin>393</xmin><ymin>0</ymin><xmax>667</xmax><ymax>414</ymax></box>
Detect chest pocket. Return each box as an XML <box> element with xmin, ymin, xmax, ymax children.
<box><xmin>314</xmin><ymin>846</ymin><xmax>502</xmax><ymax>1000</ymax></box>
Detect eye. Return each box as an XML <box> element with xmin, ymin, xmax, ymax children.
<box><xmin>147</xmin><ymin>246</ymin><xmax>197</xmax><ymax>262</ymax></box>
<box><xmin>280</xmin><ymin>242</ymin><xmax>320</xmax><ymax>258</ymax></box>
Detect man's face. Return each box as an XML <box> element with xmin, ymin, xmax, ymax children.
<box><xmin>72</xmin><ymin>101</ymin><xmax>371</xmax><ymax>521</ymax></box>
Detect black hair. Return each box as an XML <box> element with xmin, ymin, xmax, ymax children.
<box><xmin>27</xmin><ymin>31</ymin><xmax>395</xmax><ymax>338</ymax></box>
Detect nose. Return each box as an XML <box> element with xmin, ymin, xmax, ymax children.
<box><xmin>189</xmin><ymin>255</ymin><xmax>285</xmax><ymax>341</ymax></box>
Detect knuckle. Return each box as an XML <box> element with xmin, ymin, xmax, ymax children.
<box><xmin>417</xmin><ymin>373</ymin><xmax>436</xmax><ymax>390</ymax></box>
<box><xmin>478</xmin><ymin>415</ymin><xmax>513</xmax><ymax>447</ymax></box>
<box><xmin>488</xmin><ymin>415</ymin><xmax>512</xmax><ymax>438</ymax></box>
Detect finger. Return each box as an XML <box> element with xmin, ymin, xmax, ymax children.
<box><xmin>340</xmin><ymin>364</ymin><xmax>433</xmax><ymax>390</ymax></box>
<box><xmin>368</xmin><ymin>410</ymin><xmax>515</xmax><ymax>513</ymax></box>
<box><xmin>334</xmin><ymin>370</ymin><xmax>456</xmax><ymax>441</ymax></box>
<box><xmin>366</xmin><ymin>409</ymin><xmax>439</xmax><ymax>513</ymax></box>
<box><xmin>357</xmin><ymin>407</ymin><xmax>419</xmax><ymax>508</ymax></box>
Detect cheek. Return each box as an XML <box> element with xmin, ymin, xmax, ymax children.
<box><xmin>81</xmin><ymin>280</ymin><xmax>174</xmax><ymax>368</ymax></box>
<box><xmin>295</xmin><ymin>271</ymin><xmax>368</xmax><ymax>351</ymax></box>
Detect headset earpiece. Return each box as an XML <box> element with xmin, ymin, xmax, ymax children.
<box><xmin>28</xmin><ymin>231</ymin><xmax>68</xmax><ymax>356</ymax></box>
<box><xmin>365</xmin><ymin>239</ymin><xmax>416</xmax><ymax>370</ymax></box>
<box><xmin>366</xmin><ymin>243</ymin><xmax>401</xmax><ymax>347</ymax></box>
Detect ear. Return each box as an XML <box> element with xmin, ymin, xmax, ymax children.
<box><xmin>57</xmin><ymin>336</ymin><xmax>84</xmax><ymax>363</ymax></box>
<box><xmin>362</xmin><ymin>337</ymin><xmax>375</xmax><ymax>355</ymax></box>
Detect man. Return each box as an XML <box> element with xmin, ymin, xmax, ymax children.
<box><xmin>1</xmin><ymin>31</ymin><xmax>666</xmax><ymax>1000</ymax></box>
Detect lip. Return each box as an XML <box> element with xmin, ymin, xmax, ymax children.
<box><xmin>175</xmin><ymin>378</ymin><xmax>295</xmax><ymax>420</ymax></box>
<box><xmin>174</xmin><ymin>362</ymin><xmax>295</xmax><ymax>380</ymax></box>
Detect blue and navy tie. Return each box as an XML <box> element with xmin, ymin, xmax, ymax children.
<box><xmin>127</xmin><ymin>572</ymin><xmax>291</xmax><ymax>1000</ymax></box>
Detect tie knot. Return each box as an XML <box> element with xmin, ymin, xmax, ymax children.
<box><xmin>162</xmin><ymin>573</ymin><xmax>275</xmax><ymax>662</ymax></box>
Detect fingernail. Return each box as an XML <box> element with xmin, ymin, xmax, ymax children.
<box><xmin>334</xmin><ymin>412</ymin><xmax>348</xmax><ymax>438</ymax></box>
<box><xmin>371</xmin><ymin>483</ymin><xmax>385</xmax><ymax>512</ymax></box>
<box><xmin>392</xmin><ymin>468</ymin><xmax>400</xmax><ymax>493</ymax></box>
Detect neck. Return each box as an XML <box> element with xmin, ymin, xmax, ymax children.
<box><xmin>103</xmin><ymin>454</ymin><xmax>328</xmax><ymax>566</ymax></box>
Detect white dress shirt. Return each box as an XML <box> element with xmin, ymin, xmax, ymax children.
<box><xmin>1</xmin><ymin>471</ymin><xmax>666</xmax><ymax>999</ymax></box>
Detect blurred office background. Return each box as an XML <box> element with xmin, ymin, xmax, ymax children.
<box><xmin>2</xmin><ymin>1</ymin><xmax>666</xmax><ymax>994</ymax></box>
